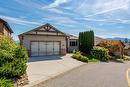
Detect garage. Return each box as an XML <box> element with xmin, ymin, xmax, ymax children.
<box><xmin>19</xmin><ymin>23</ymin><xmax>67</xmax><ymax>56</ymax></box>
<box><xmin>31</xmin><ymin>41</ymin><xmax>60</xmax><ymax>56</ymax></box>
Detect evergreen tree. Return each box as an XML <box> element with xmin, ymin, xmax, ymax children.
<box><xmin>79</xmin><ymin>30</ymin><xmax>95</xmax><ymax>54</ymax></box>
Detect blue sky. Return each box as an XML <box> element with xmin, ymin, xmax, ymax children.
<box><xmin>0</xmin><ymin>0</ymin><xmax>130</xmax><ymax>40</ymax></box>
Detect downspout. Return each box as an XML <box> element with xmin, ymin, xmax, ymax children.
<box><xmin>66</xmin><ymin>36</ymin><xmax>69</xmax><ymax>53</ymax></box>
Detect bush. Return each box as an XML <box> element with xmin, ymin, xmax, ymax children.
<box><xmin>0</xmin><ymin>78</ymin><xmax>14</xmax><ymax>87</ymax></box>
<box><xmin>72</xmin><ymin>51</ymin><xmax>88</xmax><ymax>62</ymax></box>
<box><xmin>0</xmin><ymin>36</ymin><xmax>28</xmax><ymax>78</ymax></box>
<box><xmin>91</xmin><ymin>47</ymin><xmax>111</xmax><ymax>61</ymax></box>
<box><xmin>116</xmin><ymin>55</ymin><xmax>130</xmax><ymax>61</ymax></box>
<box><xmin>122</xmin><ymin>56</ymin><xmax>130</xmax><ymax>61</ymax></box>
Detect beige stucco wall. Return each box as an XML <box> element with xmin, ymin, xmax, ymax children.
<box><xmin>21</xmin><ymin>35</ymin><xmax>67</xmax><ymax>55</ymax></box>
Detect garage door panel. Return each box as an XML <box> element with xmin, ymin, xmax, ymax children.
<box><xmin>46</xmin><ymin>42</ymin><xmax>54</xmax><ymax>55</ymax></box>
<box><xmin>54</xmin><ymin>42</ymin><xmax>60</xmax><ymax>55</ymax></box>
<box><xmin>31</xmin><ymin>42</ymin><xmax>39</xmax><ymax>56</ymax></box>
<box><xmin>39</xmin><ymin>42</ymin><xmax>46</xmax><ymax>56</ymax></box>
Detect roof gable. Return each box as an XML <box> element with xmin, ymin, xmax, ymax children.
<box><xmin>0</xmin><ymin>18</ymin><xmax>13</xmax><ymax>33</ymax></box>
<box><xmin>19</xmin><ymin>23</ymin><xmax>67</xmax><ymax>36</ymax></box>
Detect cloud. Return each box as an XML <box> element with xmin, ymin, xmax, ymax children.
<box><xmin>43</xmin><ymin>16</ymin><xmax>78</xmax><ymax>25</ymax></box>
<box><xmin>15</xmin><ymin>0</ymin><xmax>45</xmax><ymax>9</ymax></box>
<box><xmin>47</xmin><ymin>8</ymin><xmax>65</xmax><ymax>14</ymax></box>
<box><xmin>76</xmin><ymin>17</ymin><xmax>130</xmax><ymax>25</ymax></box>
<box><xmin>85</xmin><ymin>5</ymin><xmax>128</xmax><ymax>17</ymax></box>
<box><xmin>0</xmin><ymin>15</ymin><xmax>40</xmax><ymax>26</ymax></box>
<box><xmin>76</xmin><ymin>0</ymin><xmax>129</xmax><ymax>17</ymax></box>
<box><xmin>47</xmin><ymin>0</ymin><xmax>69</xmax><ymax>8</ymax></box>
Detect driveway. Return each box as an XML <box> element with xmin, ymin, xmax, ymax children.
<box><xmin>25</xmin><ymin>54</ymin><xmax>84</xmax><ymax>87</ymax></box>
<box><xmin>37</xmin><ymin>62</ymin><xmax>130</xmax><ymax>87</ymax></box>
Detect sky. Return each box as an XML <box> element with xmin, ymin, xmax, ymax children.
<box><xmin>0</xmin><ymin>0</ymin><xmax>130</xmax><ymax>41</ymax></box>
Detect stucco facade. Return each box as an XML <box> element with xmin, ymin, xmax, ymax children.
<box><xmin>20</xmin><ymin>35</ymin><xmax>67</xmax><ymax>55</ymax></box>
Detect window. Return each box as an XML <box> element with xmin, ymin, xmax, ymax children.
<box><xmin>70</xmin><ymin>40</ymin><xmax>77</xmax><ymax>46</ymax></box>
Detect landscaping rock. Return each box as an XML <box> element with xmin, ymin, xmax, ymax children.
<box><xmin>15</xmin><ymin>73</ymin><xmax>29</xmax><ymax>87</ymax></box>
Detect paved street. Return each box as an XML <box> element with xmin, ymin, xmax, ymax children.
<box><xmin>38</xmin><ymin>62</ymin><xmax>130</xmax><ymax>87</ymax></box>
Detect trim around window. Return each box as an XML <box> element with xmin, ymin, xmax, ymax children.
<box><xmin>70</xmin><ymin>40</ymin><xmax>78</xmax><ymax>46</ymax></box>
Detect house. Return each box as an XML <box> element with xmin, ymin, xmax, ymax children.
<box><xmin>95</xmin><ymin>37</ymin><xmax>104</xmax><ymax>45</ymax></box>
<box><xmin>19</xmin><ymin>23</ymin><xmax>78</xmax><ymax>56</ymax></box>
<box><xmin>97</xmin><ymin>40</ymin><xmax>125</xmax><ymax>57</ymax></box>
<box><xmin>124</xmin><ymin>43</ymin><xmax>130</xmax><ymax>56</ymax></box>
<box><xmin>0</xmin><ymin>18</ymin><xmax>13</xmax><ymax>37</ymax></box>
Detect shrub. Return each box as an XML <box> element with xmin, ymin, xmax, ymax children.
<box><xmin>122</xmin><ymin>56</ymin><xmax>130</xmax><ymax>61</ymax></box>
<box><xmin>116</xmin><ymin>55</ymin><xmax>130</xmax><ymax>61</ymax></box>
<box><xmin>80</xmin><ymin>56</ymin><xmax>88</xmax><ymax>62</ymax></box>
<box><xmin>0</xmin><ymin>78</ymin><xmax>14</xmax><ymax>87</ymax></box>
<box><xmin>0</xmin><ymin>36</ymin><xmax>28</xmax><ymax>78</ymax></box>
<box><xmin>72</xmin><ymin>51</ymin><xmax>80</xmax><ymax>59</ymax></box>
<box><xmin>79</xmin><ymin>30</ymin><xmax>94</xmax><ymax>54</ymax></box>
<box><xmin>91</xmin><ymin>47</ymin><xmax>111</xmax><ymax>61</ymax></box>
<box><xmin>72</xmin><ymin>51</ymin><xmax>88</xmax><ymax>62</ymax></box>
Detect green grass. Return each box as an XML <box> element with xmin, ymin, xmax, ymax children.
<box><xmin>88</xmin><ymin>58</ymin><xmax>100</xmax><ymax>62</ymax></box>
<box><xmin>72</xmin><ymin>52</ymin><xmax>100</xmax><ymax>63</ymax></box>
<box><xmin>83</xmin><ymin>54</ymin><xmax>100</xmax><ymax>62</ymax></box>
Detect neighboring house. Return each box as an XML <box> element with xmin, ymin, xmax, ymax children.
<box><xmin>124</xmin><ymin>43</ymin><xmax>130</xmax><ymax>56</ymax></box>
<box><xmin>66</xmin><ymin>34</ymin><xmax>78</xmax><ymax>52</ymax></box>
<box><xmin>19</xmin><ymin>23</ymin><xmax>78</xmax><ymax>56</ymax></box>
<box><xmin>0</xmin><ymin>18</ymin><xmax>13</xmax><ymax>37</ymax></box>
<box><xmin>95</xmin><ymin>37</ymin><xmax>104</xmax><ymax>45</ymax></box>
<box><xmin>97</xmin><ymin>40</ymin><xmax>125</xmax><ymax>57</ymax></box>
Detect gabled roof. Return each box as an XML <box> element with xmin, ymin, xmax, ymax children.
<box><xmin>66</xmin><ymin>33</ymin><xmax>78</xmax><ymax>39</ymax></box>
<box><xmin>0</xmin><ymin>18</ymin><xmax>13</xmax><ymax>33</ymax></box>
<box><xmin>19</xmin><ymin>23</ymin><xmax>67</xmax><ymax>36</ymax></box>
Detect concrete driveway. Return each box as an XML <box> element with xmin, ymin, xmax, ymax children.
<box><xmin>25</xmin><ymin>54</ymin><xmax>84</xmax><ymax>87</ymax></box>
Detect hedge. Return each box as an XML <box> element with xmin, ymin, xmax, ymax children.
<box><xmin>72</xmin><ymin>51</ymin><xmax>88</xmax><ymax>62</ymax></box>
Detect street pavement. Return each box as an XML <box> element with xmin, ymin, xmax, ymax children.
<box><xmin>38</xmin><ymin>62</ymin><xmax>130</xmax><ymax>87</ymax></box>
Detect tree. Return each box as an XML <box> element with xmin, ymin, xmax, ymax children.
<box><xmin>79</xmin><ymin>30</ymin><xmax>95</xmax><ymax>54</ymax></box>
<box><xmin>97</xmin><ymin>40</ymin><xmax>124</xmax><ymax>56</ymax></box>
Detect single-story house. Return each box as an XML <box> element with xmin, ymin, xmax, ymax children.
<box><xmin>19</xmin><ymin>23</ymin><xmax>78</xmax><ymax>56</ymax></box>
<box><xmin>124</xmin><ymin>43</ymin><xmax>130</xmax><ymax>56</ymax></box>
<box><xmin>95</xmin><ymin>37</ymin><xmax>104</xmax><ymax>45</ymax></box>
<box><xmin>0</xmin><ymin>18</ymin><xmax>13</xmax><ymax>37</ymax></box>
<box><xmin>97</xmin><ymin>40</ymin><xmax>125</xmax><ymax>57</ymax></box>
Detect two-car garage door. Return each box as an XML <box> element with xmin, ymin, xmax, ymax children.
<box><xmin>31</xmin><ymin>41</ymin><xmax>60</xmax><ymax>56</ymax></box>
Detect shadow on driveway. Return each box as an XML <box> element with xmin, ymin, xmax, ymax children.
<box><xmin>28</xmin><ymin>55</ymin><xmax>64</xmax><ymax>63</ymax></box>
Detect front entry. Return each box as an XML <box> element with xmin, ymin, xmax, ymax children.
<box><xmin>31</xmin><ymin>41</ymin><xmax>60</xmax><ymax>56</ymax></box>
